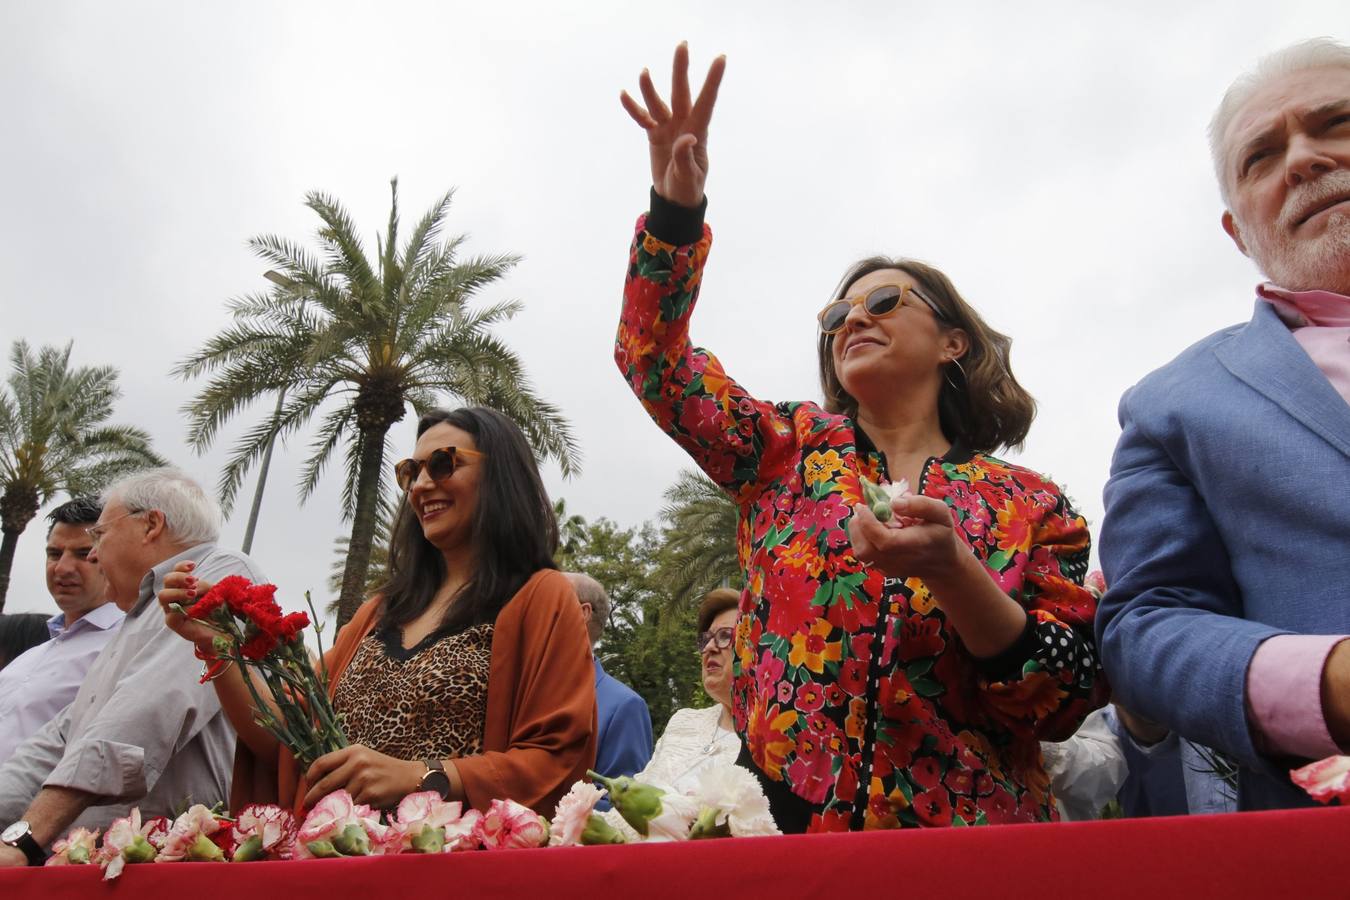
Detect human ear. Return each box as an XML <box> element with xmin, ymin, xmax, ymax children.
<box><xmin>1222</xmin><ymin>210</ymin><xmax>1249</xmax><ymax>257</ymax></box>
<box><xmin>942</xmin><ymin>327</ymin><xmax>970</xmax><ymax>364</ymax></box>
<box><xmin>143</xmin><ymin>509</ymin><xmax>167</xmax><ymax>543</ymax></box>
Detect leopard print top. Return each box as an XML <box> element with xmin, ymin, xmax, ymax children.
<box><xmin>332</xmin><ymin>621</ymin><xmax>494</xmax><ymax>761</ymax></box>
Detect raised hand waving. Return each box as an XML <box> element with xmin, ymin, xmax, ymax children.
<box><xmin>620</xmin><ymin>42</ymin><xmax>726</xmax><ymax>209</ymax></box>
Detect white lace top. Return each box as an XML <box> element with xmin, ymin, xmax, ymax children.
<box><xmin>601</xmin><ymin>704</ymin><xmax>741</xmax><ymax>837</ymax></box>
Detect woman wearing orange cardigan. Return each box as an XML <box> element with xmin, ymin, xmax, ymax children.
<box><xmin>161</xmin><ymin>407</ymin><xmax>596</xmax><ymax>817</ymax></box>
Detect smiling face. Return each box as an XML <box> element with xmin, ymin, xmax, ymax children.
<box><xmin>1220</xmin><ymin>66</ymin><xmax>1350</xmax><ymax>293</ymax></box>
<box><xmin>45</xmin><ymin>522</ymin><xmax>110</xmax><ymax>624</ymax></box>
<box><xmin>700</xmin><ymin>607</ymin><xmax>738</xmax><ymax>710</ymax></box>
<box><xmin>406</xmin><ymin>422</ymin><xmax>484</xmax><ymax>557</ymax></box>
<box><xmin>828</xmin><ymin>268</ymin><xmax>966</xmax><ymax>414</ymax></box>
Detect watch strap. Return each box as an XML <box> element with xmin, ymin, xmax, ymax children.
<box><xmin>3</xmin><ymin>823</ymin><xmax>46</xmax><ymax>866</ymax></box>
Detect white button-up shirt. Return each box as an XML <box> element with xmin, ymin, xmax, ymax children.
<box><xmin>0</xmin><ymin>603</ymin><xmax>124</xmax><ymax>766</ymax></box>
<box><xmin>0</xmin><ymin>543</ymin><xmax>265</xmax><ymax>833</ymax></box>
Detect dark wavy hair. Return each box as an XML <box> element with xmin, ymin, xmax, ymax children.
<box><xmin>377</xmin><ymin>407</ymin><xmax>559</xmax><ymax>632</ymax></box>
<box><xmin>816</xmin><ymin>257</ymin><xmax>1036</xmax><ymax>452</ymax></box>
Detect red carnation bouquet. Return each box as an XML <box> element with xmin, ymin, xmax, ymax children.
<box><xmin>174</xmin><ymin>576</ymin><xmax>346</xmax><ymax>769</ymax></box>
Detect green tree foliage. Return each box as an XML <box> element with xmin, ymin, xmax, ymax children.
<box><xmin>655</xmin><ymin>469</ymin><xmax>742</xmax><ymax>608</ymax></box>
<box><xmin>554</xmin><ymin>473</ymin><xmax>741</xmax><ymax>735</ymax></box>
<box><xmin>0</xmin><ymin>341</ymin><xmax>162</xmax><ymax>609</ymax></box>
<box><xmin>557</xmin><ymin>515</ymin><xmax>705</xmax><ymax>734</ymax></box>
<box><xmin>175</xmin><ymin>179</ymin><xmax>578</xmax><ymax>625</ymax></box>
<box><xmin>327</xmin><ymin>491</ymin><xmax>396</xmax><ymax>614</ymax></box>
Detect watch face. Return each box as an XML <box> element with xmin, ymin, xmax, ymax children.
<box><xmin>2</xmin><ymin>821</ymin><xmax>29</xmax><ymax>844</ymax></box>
<box><xmin>421</xmin><ymin>770</ymin><xmax>451</xmax><ymax>800</ymax></box>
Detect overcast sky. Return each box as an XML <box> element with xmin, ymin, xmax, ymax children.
<box><xmin>2</xmin><ymin>2</ymin><xmax>1342</xmax><ymax>622</ymax></box>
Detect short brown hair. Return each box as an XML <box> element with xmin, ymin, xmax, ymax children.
<box><xmin>817</xmin><ymin>257</ymin><xmax>1035</xmax><ymax>452</ymax></box>
<box><xmin>697</xmin><ymin>587</ymin><xmax>740</xmax><ymax>635</ymax></box>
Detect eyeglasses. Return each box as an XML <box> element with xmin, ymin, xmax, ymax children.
<box><xmin>86</xmin><ymin>510</ymin><xmax>145</xmax><ymax>547</ymax></box>
<box><xmin>393</xmin><ymin>446</ymin><xmax>486</xmax><ymax>492</ymax></box>
<box><xmin>697</xmin><ymin>626</ymin><xmax>734</xmax><ymax>652</ymax></box>
<box><xmin>817</xmin><ymin>283</ymin><xmax>944</xmax><ymax>334</ymax></box>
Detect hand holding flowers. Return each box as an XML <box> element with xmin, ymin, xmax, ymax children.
<box><xmin>159</xmin><ymin>569</ymin><xmax>346</xmax><ymax>771</ymax></box>
<box><xmin>849</xmin><ymin>477</ymin><xmax>965</xmax><ymax>581</ymax></box>
<box><xmin>303</xmin><ymin>744</ymin><xmax>429</xmax><ymax>810</ymax></box>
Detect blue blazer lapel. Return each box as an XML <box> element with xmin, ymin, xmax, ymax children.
<box><xmin>1213</xmin><ymin>301</ymin><xmax>1350</xmax><ymax>459</ymax></box>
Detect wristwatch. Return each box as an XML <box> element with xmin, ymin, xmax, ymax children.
<box><xmin>2</xmin><ymin>821</ymin><xmax>47</xmax><ymax>866</ymax></box>
<box><xmin>419</xmin><ymin>758</ymin><xmax>451</xmax><ymax>800</ymax></box>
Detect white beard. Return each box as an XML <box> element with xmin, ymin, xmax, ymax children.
<box><xmin>1243</xmin><ymin>178</ymin><xmax>1350</xmax><ymax>293</ymax></box>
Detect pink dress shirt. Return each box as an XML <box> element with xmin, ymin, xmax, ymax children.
<box><xmin>1245</xmin><ymin>284</ymin><xmax>1350</xmax><ymax>759</ymax></box>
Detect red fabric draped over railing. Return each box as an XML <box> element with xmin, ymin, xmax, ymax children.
<box><xmin>3</xmin><ymin>806</ymin><xmax>1347</xmax><ymax>899</ymax></box>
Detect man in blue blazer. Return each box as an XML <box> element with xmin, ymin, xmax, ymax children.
<box><xmin>1098</xmin><ymin>38</ymin><xmax>1350</xmax><ymax>811</ymax></box>
<box><xmin>565</xmin><ymin>573</ymin><xmax>653</xmax><ymax>790</ymax></box>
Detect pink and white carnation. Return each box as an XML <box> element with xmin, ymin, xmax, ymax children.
<box><xmin>691</xmin><ymin>763</ymin><xmax>781</xmax><ymax>837</ymax></box>
<box><xmin>474</xmin><ymin>798</ymin><xmax>549</xmax><ymax>850</ymax></box>
<box><xmin>384</xmin><ymin>792</ymin><xmax>468</xmax><ymax>854</ymax></box>
<box><xmin>98</xmin><ymin>809</ymin><xmax>165</xmax><ymax>880</ymax></box>
<box><xmin>644</xmin><ymin>789</ymin><xmax>699</xmax><ymax>842</ymax></box>
<box><xmin>548</xmin><ymin>781</ymin><xmax>606</xmax><ymax>847</ymax></box>
<box><xmin>232</xmin><ymin>804</ymin><xmax>298</xmax><ymax>861</ymax></box>
<box><xmin>1292</xmin><ymin>755</ymin><xmax>1350</xmax><ymax>804</ymax></box>
<box><xmin>157</xmin><ymin>805</ymin><xmax>226</xmax><ymax>863</ymax></box>
<box><xmin>443</xmin><ymin>807</ymin><xmax>483</xmax><ymax>852</ymax></box>
<box><xmin>294</xmin><ymin>790</ymin><xmax>386</xmax><ymax>858</ymax></box>
<box><xmin>46</xmin><ymin>827</ymin><xmax>99</xmax><ymax>865</ymax></box>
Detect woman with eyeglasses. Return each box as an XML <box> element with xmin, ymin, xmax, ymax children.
<box><xmin>615</xmin><ymin>45</ymin><xmax>1106</xmax><ymax>833</ymax></box>
<box><xmin>599</xmin><ymin>589</ymin><xmax>740</xmax><ymax>838</ymax></box>
<box><xmin>160</xmin><ymin>407</ymin><xmax>596</xmax><ymax>817</ymax></box>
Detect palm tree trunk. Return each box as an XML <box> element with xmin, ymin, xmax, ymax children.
<box><xmin>0</xmin><ymin>528</ymin><xmax>20</xmax><ymax>612</ymax></box>
<box><xmin>0</xmin><ymin>484</ymin><xmax>39</xmax><ymax>612</ymax></box>
<box><xmin>241</xmin><ymin>388</ymin><xmax>286</xmax><ymax>554</ymax></box>
<box><xmin>336</xmin><ymin>425</ymin><xmax>390</xmax><ymax>626</ymax></box>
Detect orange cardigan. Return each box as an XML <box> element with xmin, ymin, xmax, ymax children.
<box><xmin>230</xmin><ymin>569</ymin><xmax>597</xmax><ymax>818</ymax></box>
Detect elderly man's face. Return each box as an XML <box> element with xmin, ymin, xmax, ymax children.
<box><xmin>86</xmin><ymin>502</ymin><xmax>155</xmax><ymax>611</ymax></box>
<box><xmin>1220</xmin><ymin>66</ymin><xmax>1350</xmax><ymax>293</ymax></box>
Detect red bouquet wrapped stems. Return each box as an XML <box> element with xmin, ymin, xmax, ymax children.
<box><xmin>174</xmin><ymin>575</ymin><xmax>347</xmax><ymax>769</ymax></box>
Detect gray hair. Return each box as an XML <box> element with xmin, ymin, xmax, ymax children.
<box><xmin>102</xmin><ymin>467</ymin><xmax>222</xmax><ymax>545</ymax></box>
<box><xmin>1209</xmin><ymin>37</ymin><xmax>1350</xmax><ymax>204</ymax></box>
<box><xmin>565</xmin><ymin>572</ymin><xmax>609</xmax><ymax>645</ymax></box>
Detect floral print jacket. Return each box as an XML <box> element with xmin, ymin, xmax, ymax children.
<box><xmin>615</xmin><ymin>199</ymin><xmax>1107</xmax><ymax>832</ymax></box>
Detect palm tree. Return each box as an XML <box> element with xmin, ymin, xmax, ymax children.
<box><xmin>656</xmin><ymin>469</ymin><xmax>741</xmax><ymax>610</ymax></box>
<box><xmin>0</xmin><ymin>341</ymin><xmax>162</xmax><ymax>610</ymax></box>
<box><xmin>327</xmin><ymin>490</ymin><xmax>396</xmax><ymax>615</ymax></box>
<box><xmin>176</xmin><ymin>179</ymin><xmax>579</xmax><ymax>625</ymax></box>
<box><xmin>553</xmin><ymin>497</ymin><xmax>588</xmax><ymax>566</ymax></box>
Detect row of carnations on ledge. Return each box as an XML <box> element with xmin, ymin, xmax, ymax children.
<box><xmin>45</xmin><ymin>762</ymin><xmax>780</xmax><ymax>880</ymax></box>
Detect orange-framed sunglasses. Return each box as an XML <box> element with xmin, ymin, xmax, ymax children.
<box><xmin>817</xmin><ymin>283</ymin><xmax>945</xmax><ymax>334</ymax></box>
<box><xmin>393</xmin><ymin>446</ymin><xmax>486</xmax><ymax>491</ymax></box>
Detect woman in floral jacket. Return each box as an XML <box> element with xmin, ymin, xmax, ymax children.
<box><xmin>615</xmin><ymin>45</ymin><xmax>1107</xmax><ymax>833</ymax></box>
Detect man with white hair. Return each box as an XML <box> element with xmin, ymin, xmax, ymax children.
<box><xmin>1098</xmin><ymin>38</ymin><xmax>1350</xmax><ymax>810</ymax></box>
<box><xmin>0</xmin><ymin>469</ymin><xmax>265</xmax><ymax>866</ymax></box>
<box><xmin>564</xmin><ymin>572</ymin><xmax>652</xmax><ymax>785</ymax></box>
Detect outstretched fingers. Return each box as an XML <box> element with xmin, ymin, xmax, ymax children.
<box><xmin>670</xmin><ymin>41</ymin><xmax>692</xmax><ymax>120</ymax></box>
<box><xmin>620</xmin><ymin>89</ymin><xmax>658</xmax><ymax>130</ymax></box>
<box><xmin>689</xmin><ymin>54</ymin><xmax>727</xmax><ymax>134</ymax></box>
<box><xmin>637</xmin><ymin>67</ymin><xmax>671</xmax><ymax>126</ymax></box>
